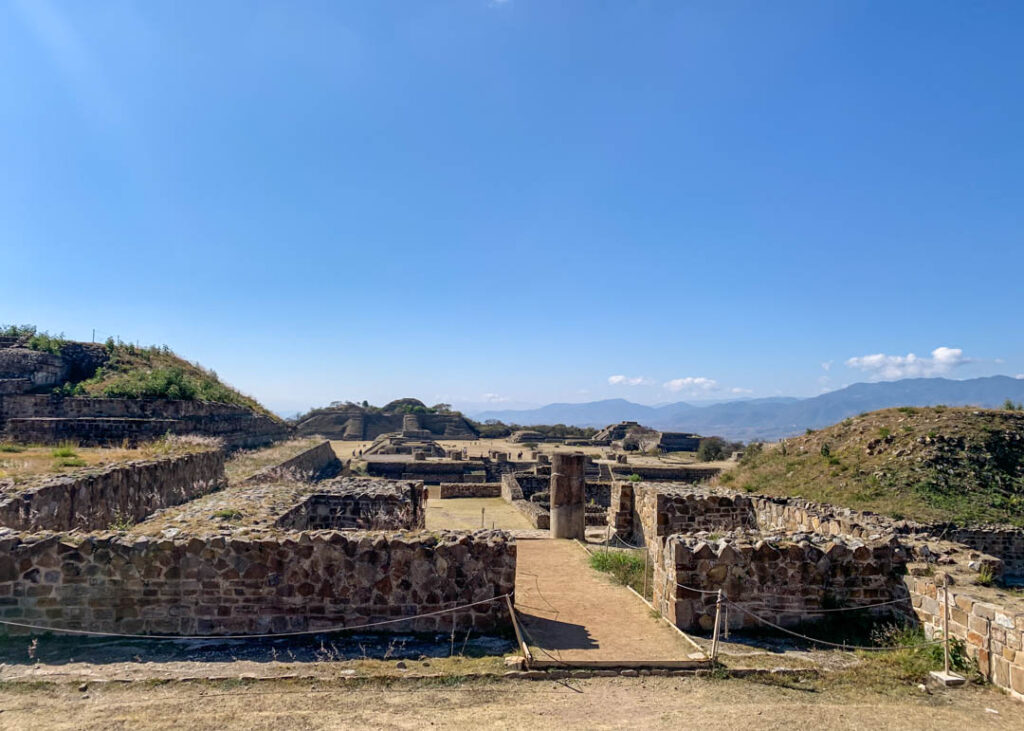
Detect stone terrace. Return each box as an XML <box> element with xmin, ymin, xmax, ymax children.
<box><xmin>130</xmin><ymin>477</ymin><xmax>424</xmax><ymax>537</ymax></box>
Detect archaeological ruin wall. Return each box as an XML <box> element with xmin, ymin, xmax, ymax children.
<box><xmin>0</xmin><ymin>394</ymin><xmax>289</xmax><ymax>448</ymax></box>
<box><xmin>244</xmin><ymin>441</ymin><xmax>341</xmax><ymax>484</ymax></box>
<box><xmin>0</xmin><ymin>450</ymin><xmax>226</xmax><ymax>533</ymax></box>
<box><xmin>653</xmin><ymin>532</ymin><xmax>907</xmax><ymax>632</ymax></box>
<box><xmin>0</xmin><ymin>530</ymin><xmax>516</xmax><ymax>636</ymax></box>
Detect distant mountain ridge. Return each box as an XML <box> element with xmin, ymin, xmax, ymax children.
<box><xmin>470</xmin><ymin>376</ymin><xmax>1024</xmax><ymax>441</ymax></box>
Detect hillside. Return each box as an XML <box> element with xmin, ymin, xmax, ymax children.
<box><xmin>718</xmin><ymin>406</ymin><xmax>1024</xmax><ymax>527</ymax></box>
<box><xmin>473</xmin><ymin>376</ymin><xmax>1024</xmax><ymax>440</ymax></box>
<box><xmin>1</xmin><ymin>326</ymin><xmax>278</xmax><ymax>419</ymax></box>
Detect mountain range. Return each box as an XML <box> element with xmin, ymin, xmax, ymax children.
<box><xmin>470</xmin><ymin>376</ymin><xmax>1024</xmax><ymax>441</ymax></box>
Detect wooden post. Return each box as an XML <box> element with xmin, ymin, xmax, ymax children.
<box><xmin>710</xmin><ymin>589</ymin><xmax>723</xmax><ymax>663</ymax></box>
<box><xmin>481</xmin><ymin>508</ymin><xmax>485</xmax><ymax>529</ymax></box>
<box><xmin>605</xmin><ymin>524</ymin><xmax>611</xmax><ymax>554</ymax></box>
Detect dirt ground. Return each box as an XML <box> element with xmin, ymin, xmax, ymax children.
<box><xmin>425</xmin><ymin>496</ymin><xmax>533</xmax><ymax>531</ymax></box>
<box><xmin>0</xmin><ymin>675</ymin><xmax>1018</xmax><ymax>731</ymax></box>
<box><xmin>515</xmin><ymin>539</ymin><xmax>705</xmax><ymax>666</ymax></box>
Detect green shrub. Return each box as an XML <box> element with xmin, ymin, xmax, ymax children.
<box><xmin>0</xmin><ymin>443</ymin><xmax>26</xmax><ymax>453</ymax></box>
<box><xmin>589</xmin><ymin>551</ymin><xmax>647</xmax><ymax>594</ymax></box>
<box><xmin>628</xmin><ymin>473</ymin><xmax>642</xmax><ymax>482</ymax></box>
<box><xmin>51</xmin><ymin>444</ymin><xmax>78</xmax><ymax>458</ymax></box>
<box><xmin>877</xmin><ymin>427</ymin><xmax>891</xmax><ymax>439</ymax></box>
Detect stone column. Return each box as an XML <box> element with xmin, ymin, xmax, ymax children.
<box><xmin>550</xmin><ymin>452</ymin><xmax>585</xmax><ymax>539</ymax></box>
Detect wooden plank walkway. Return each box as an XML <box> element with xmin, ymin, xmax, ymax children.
<box><xmin>514</xmin><ymin>538</ymin><xmax>708</xmax><ymax>668</ymax></box>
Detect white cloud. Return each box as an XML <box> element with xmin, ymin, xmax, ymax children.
<box><xmin>845</xmin><ymin>346</ymin><xmax>971</xmax><ymax>380</ymax></box>
<box><xmin>664</xmin><ymin>377</ymin><xmax>718</xmax><ymax>393</ymax></box>
<box><xmin>481</xmin><ymin>393</ymin><xmax>509</xmax><ymax>403</ymax></box>
<box><xmin>730</xmin><ymin>387</ymin><xmax>753</xmax><ymax>395</ymax></box>
<box><xmin>608</xmin><ymin>375</ymin><xmax>654</xmax><ymax>386</ymax></box>
<box><xmin>821</xmin><ymin>361</ymin><xmax>833</xmax><ymax>372</ymax></box>
<box><xmin>1016</xmin><ymin>374</ymin><xmax>1024</xmax><ymax>380</ymax></box>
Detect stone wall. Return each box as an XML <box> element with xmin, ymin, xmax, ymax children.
<box><xmin>0</xmin><ymin>394</ymin><xmax>290</xmax><ymax>448</ymax></box>
<box><xmin>945</xmin><ymin>529</ymin><xmax>1024</xmax><ymax>578</ymax></box>
<box><xmin>634</xmin><ymin>485</ymin><xmax>756</xmax><ymax>548</ymax></box>
<box><xmin>0</xmin><ymin>529</ymin><xmax>515</xmax><ymax>636</ymax></box>
<box><xmin>609</xmin><ymin>464</ymin><xmax>721</xmax><ymax>482</ymax></box>
<box><xmin>903</xmin><ymin>574</ymin><xmax>1024</xmax><ymax>699</ymax></box>
<box><xmin>295</xmin><ymin>407</ymin><xmax>477</xmax><ymax>441</ymax></box>
<box><xmin>654</xmin><ymin>532</ymin><xmax>907</xmax><ymax>631</ymax></box>
<box><xmin>275</xmin><ymin>480</ymin><xmax>424</xmax><ymax>531</ymax></box>
<box><xmin>365</xmin><ymin>459</ymin><xmax>483</xmax><ymax>485</ymax></box>
<box><xmin>437</xmin><ymin>483</ymin><xmax>502</xmax><ymax>498</ymax></box>
<box><xmin>0</xmin><ymin>451</ymin><xmax>225</xmax><ymax>533</ymax></box>
<box><xmin>608</xmin><ymin>483</ymin><xmax>634</xmax><ymax>535</ymax></box>
<box><xmin>245</xmin><ymin>441</ymin><xmax>341</xmax><ymax>484</ymax></box>
<box><xmin>500</xmin><ymin>474</ymin><xmax>549</xmax><ymax>529</ymax></box>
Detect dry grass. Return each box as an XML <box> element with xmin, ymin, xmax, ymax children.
<box><xmin>719</xmin><ymin>406</ymin><xmax>1024</xmax><ymax>526</ymax></box>
<box><xmin>224</xmin><ymin>438</ymin><xmax>327</xmax><ymax>484</ymax></box>
<box><xmin>0</xmin><ymin>436</ymin><xmax>213</xmax><ymax>487</ymax></box>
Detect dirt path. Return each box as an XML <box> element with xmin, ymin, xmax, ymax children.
<box><xmin>0</xmin><ymin>676</ymin><xmax>1017</xmax><ymax>730</ymax></box>
<box><xmin>515</xmin><ymin>539</ymin><xmax>705</xmax><ymax>667</ymax></box>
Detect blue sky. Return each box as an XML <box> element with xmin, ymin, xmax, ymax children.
<box><xmin>2</xmin><ymin>1</ymin><xmax>1022</xmax><ymax>415</ymax></box>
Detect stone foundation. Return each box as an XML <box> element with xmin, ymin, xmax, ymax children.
<box><xmin>244</xmin><ymin>441</ymin><xmax>341</xmax><ymax>484</ymax></box>
<box><xmin>903</xmin><ymin>574</ymin><xmax>1024</xmax><ymax>699</ymax></box>
<box><xmin>0</xmin><ymin>451</ymin><xmax>226</xmax><ymax>532</ymax></box>
<box><xmin>275</xmin><ymin>480</ymin><xmax>424</xmax><ymax>531</ymax></box>
<box><xmin>437</xmin><ymin>483</ymin><xmax>502</xmax><ymax>498</ymax></box>
<box><xmin>654</xmin><ymin>531</ymin><xmax>907</xmax><ymax>631</ymax></box>
<box><xmin>0</xmin><ymin>529</ymin><xmax>515</xmax><ymax>636</ymax></box>
<box><xmin>0</xmin><ymin>394</ymin><xmax>289</xmax><ymax>449</ymax></box>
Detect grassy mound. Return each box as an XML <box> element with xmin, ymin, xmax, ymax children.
<box><xmin>69</xmin><ymin>342</ymin><xmax>276</xmax><ymax>419</ymax></box>
<box><xmin>719</xmin><ymin>406</ymin><xmax>1024</xmax><ymax>527</ymax></box>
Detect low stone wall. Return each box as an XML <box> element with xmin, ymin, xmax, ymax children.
<box><xmin>501</xmin><ymin>473</ymin><xmax>524</xmax><ymax>501</ymax></box>
<box><xmin>513</xmin><ymin>500</ymin><xmax>549</xmax><ymax>530</ymax></box>
<box><xmin>903</xmin><ymin>574</ymin><xmax>1024</xmax><ymax>699</ymax></box>
<box><xmin>0</xmin><ymin>529</ymin><xmax>515</xmax><ymax>636</ymax></box>
<box><xmin>634</xmin><ymin>485</ymin><xmax>756</xmax><ymax>549</ymax></box>
<box><xmin>610</xmin><ymin>464</ymin><xmax>721</xmax><ymax>482</ymax></box>
<box><xmin>945</xmin><ymin>529</ymin><xmax>1024</xmax><ymax>578</ymax></box>
<box><xmin>607</xmin><ymin>483</ymin><xmax>634</xmax><ymax>535</ymax></box>
<box><xmin>654</xmin><ymin>532</ymin><xmax>907</xmax><ymax>631</ymax></box>
<box><xmin>0</xmin><ymin>451</ymin><xmax>226</xmax><ymax>532</ymax></box>
<box><xmin>437</xmin><ymin>483</ymin><xmax>501</xmax><ymax>498</ymax></box>
<box><xmin>245</xmin><ymin>441</ymin><xmax>341</xmax><ymax>484</ymax></box>
<box><xmin>275</xmin><ymin>480</ymin><xmax>424</xmax><ymax>531</ymax></box>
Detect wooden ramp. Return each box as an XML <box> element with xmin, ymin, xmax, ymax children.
<box><xmin>513</xmin><ymin>538</ymin><xmax>709</xmax><ymax>669</ymax></box>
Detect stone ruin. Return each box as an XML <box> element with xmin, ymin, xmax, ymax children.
<box><xmin>294</xmin><ymin>399</ymin><xmax>477</xmax><ymax>441</ymax></box>
<box><xmin>0</xmin><ymin>441</ymin><xmax>516</xmax><ymax>637</ymax></box>
<box><xmin>591</xmin><ymin>421</ymin><xmax>700</xmax><ymax>453</ymax></box>
<box><xmin>609</xmin><ymin>481</ymin><xmax>1024</xmax><ymax>699</ymax></box>
<box><xmin>0</xmin><ymin>339</ymin><xmax>288</xmax><ymax>448</ymax></box>
<box><xmin>361</xmin><ymin>433</ymin><xmax>447</xmax><ymax>458</ymax></box>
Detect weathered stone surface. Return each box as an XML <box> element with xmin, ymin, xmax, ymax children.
<box><xmin>0</xmin><ymin>451</ymin><xmax>226</xmax><ymax>532</ymax></box>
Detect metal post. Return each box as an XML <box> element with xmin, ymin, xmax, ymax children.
<box><xmin>481</xmin><ymin>508</ymin><xmax>485</xmax><ymax>529</ymax></box>
<box><xmin>710</xmin><ymin>589</ymin><xmax>723</xmax><ymax>663</ymax></box>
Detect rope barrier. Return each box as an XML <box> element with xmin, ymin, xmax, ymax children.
<box><xmin>675</xmin><ymin>587</ymin><xmax>909</xmax><ymax>612</ymax></box>
<box><xmin>722</xmin><ymin>600</ymin><xmax>944</xmax><ymax>652</ymax></box>
<box><xmin>0</xmin><ymin>594</ymin><xmax>513</xmax><ymax>641</ymax></box>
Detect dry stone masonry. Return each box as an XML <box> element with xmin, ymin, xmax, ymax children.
<box><xmin>0</xmin><ymin>450</ymin><xmax>225</xmax><ymax>533</ymax></box>
<box><xmin>0</xmin><ymin>529</ymin><xmax>515</xmax><ymax>636</ymax></box>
